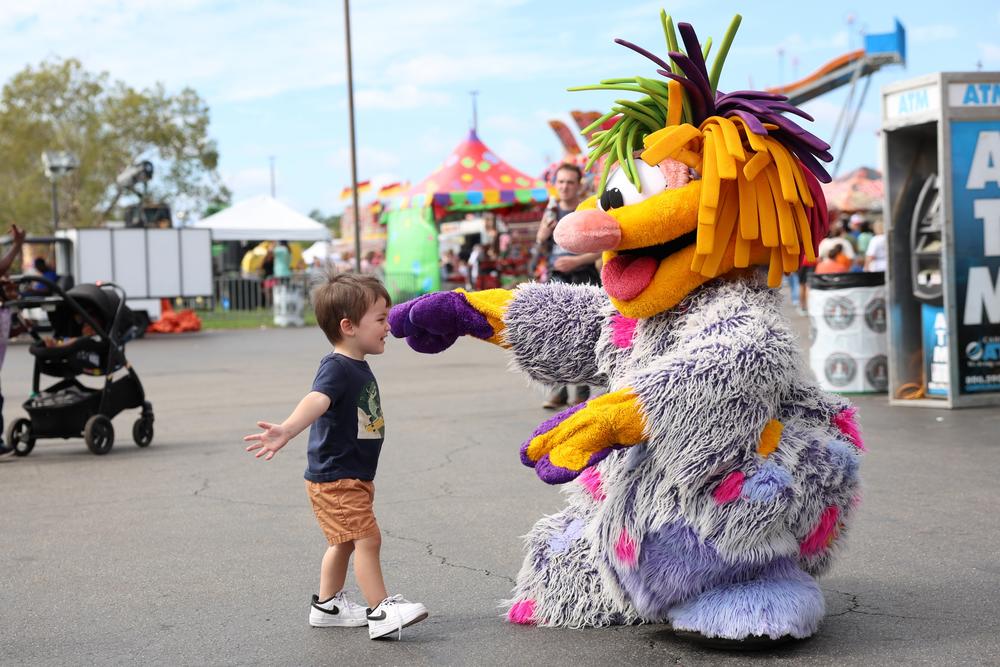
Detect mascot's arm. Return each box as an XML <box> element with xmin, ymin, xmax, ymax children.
<box><xmin>391</xmin><ymin>283</ymin><xmax>608</xmax><ymax>387</ymax></box>
<box><xmin>501</xmin><ymin>282</ymin><xmax>608</xmax><ymax>386</ymax></box>
<box><xmin>520</xmin><ymin>287</ymin><xmax>798</xmax><ymax>488</ymax></box>
<box><xmin>520</xmin><ymin>387</ymin><xmax>645</xmax><ymax>484</ymax></box>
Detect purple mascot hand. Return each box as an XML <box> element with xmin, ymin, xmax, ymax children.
<box><xmin>389</xmin><ymin>291</ymin><xmax>494</xmax><ymax>354</ymax></box>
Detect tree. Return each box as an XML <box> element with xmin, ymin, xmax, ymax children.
<box><xmin>0</xmin><ymin>57</ymin><xmax>229</xmax><ymax>233</ymax></box>
<box><xmin>308</xmin><ymin>209</ymin><xmax>342</xmax><ymax>238</ymax></box>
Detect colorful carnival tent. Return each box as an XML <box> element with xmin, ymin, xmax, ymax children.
<box><xmin>396</xmin><ymin>129</ymin><xmax>550</xmax><ymax>214</ymax></box>
<box><xmin>821</xmin><ymin>167</ymin><xmax>884</xmax><ymax>213</ymax></box>
<box><xmin>383</xmin><ymin>129</ymin><xmax>551</xmax><ymax>301</ymax></box>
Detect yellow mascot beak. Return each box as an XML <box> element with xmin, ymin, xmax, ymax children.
<box><xmin>555</xmin><ymin>179</ymin><xmax>745</xmax><ymax>319</ymax></box>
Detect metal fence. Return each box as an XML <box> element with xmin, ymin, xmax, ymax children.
<box><xmin>188</xmin><ymin>270</ymin><xmax>426</xmax><ymax>325</ymax></box>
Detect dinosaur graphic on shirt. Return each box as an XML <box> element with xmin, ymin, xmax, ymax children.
<box><xmin>357</xmin><ymin>380</ymin><xmax>384</xmax><ymax>440</ymax></box>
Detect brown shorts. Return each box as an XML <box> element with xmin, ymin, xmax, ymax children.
<box><xmin>305</xmin><ymin>479</ymin><xmax>379</xmax><ymax>545</ymax></box>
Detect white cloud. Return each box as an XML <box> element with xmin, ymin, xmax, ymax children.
<box><xmin>221</xmin><ymin>166</ymin><xmax>273</xmax><ymax>196</ymax></box>
<box><xmin>354</xmin><ymin>85</ymin><xmax>451</xmax><ymax>111</ymax></box>
<box><xmin>910</xmin><ymin>24</ymin><xmax>959</xmax><ymax>43</ymax></box>
<box><xmin>331</xmin><ymin>146</ymin><xmax>401</xmax><ymax>173</ymax></box>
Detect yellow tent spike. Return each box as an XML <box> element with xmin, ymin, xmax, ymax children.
<box><xmin>764</xmin><ymin>138</ymin><xmax>799</xmax><ymax>202</ymax></box>
<box><xmin>667</xmin><ymin>80</ymin><xmax>683</xmax><ymax>127</ymax></box>
<box><xmin>731</xmin><ymin>117</ymin><xmax>767</xmax><ymax>152</ymax></box>
<box><xmin>742</xmin><ymin>151</ymin><xmax>770</xmax><ymax>181</ymax></box>
<box><xmin>737</xmin><ymin>168</ymin><xmax>758</xmax><ymax>241</ymax></box>
<box><xmin>641</xmin><ymin>124</ymin><xmax>701</xmax><ymax>166</ymax></box>
<box><xmin>793</xmin><ymin>201</ymin><xmax>817</xmax><ymax>263</ymax></box>
<box><xmin>765</xmin><ymin>166</ymin><xmax>799</xmax><ymax>253</ymax></box>
<box><xmin>734</xmin><ymin>233</ymin><xmax>752</xmax><ymax>267</ymax></box>
<box><xmin>767</xmin><ymin>246</ymin><xmax>783</xmax><ymax>287</ymax></box>
<box><xmin>703</xmin><ymin>185</ymin><xmax>739</xmax><ymax>276</ymax></box>
<box><xmin>755</xmin><ymin>175</ymin><xmax>779</xmax><ymax>247</ymax></box>
<box><xmin>709</xmin><ymin>126</ymin><xmax>737</xmax><ymax>180</ymax></box>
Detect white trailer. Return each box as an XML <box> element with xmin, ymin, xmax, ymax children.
<box><xmin>54</xmin><ymin>227</ymin><xmax>213</xmax><ymax>322</ymax></box>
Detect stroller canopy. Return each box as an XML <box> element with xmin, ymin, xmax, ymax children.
<box><xmin>48</xmin><ymin>284</ymin><xmax>124</xmax><ymax>339</ymax></box>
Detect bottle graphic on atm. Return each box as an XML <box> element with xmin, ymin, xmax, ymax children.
<box><xmin>911</xmin><ymin>173</ymin><xmax>948</xmax><ymax>397</ymax></box>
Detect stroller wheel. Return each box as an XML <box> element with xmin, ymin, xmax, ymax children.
<box><xmin>6</xmin><ymin>418</ymin><xmax>35</xmax><ymax>457</ymax></box>
<box><xmin>133</xmin><ymin>416</ymin><xmax>154</xmax><ymax>447</ymax></box>
<box><xmin>84</xmin><ymin>415</ymin><xmax>115</xmax><ymax>455</ymax></box>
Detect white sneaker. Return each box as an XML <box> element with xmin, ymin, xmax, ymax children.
<box><xmin>309</xmin><ymin>592</ymin><xmax>368</xmax><ymax>627</ymax></box>
<box><xmin>366</xmin><ymin>594</ymin><xmax>428</xmax><ymax>639</ymax></box>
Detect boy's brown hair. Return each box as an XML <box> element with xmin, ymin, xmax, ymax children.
<box><xmin>312</xmin><ymin>272</ymin><xmax>391</xmax><ymax>344</ymax></box>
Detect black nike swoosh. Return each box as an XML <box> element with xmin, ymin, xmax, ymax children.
<box><xmin>312</xmin><ymin>604</ymin><xmax>340</xmax><ymax>615</ymax></box>
<box><xmin>367</xmin><ymin>610</ymin><xmax>387</xmax><ymax>621</ymax></box>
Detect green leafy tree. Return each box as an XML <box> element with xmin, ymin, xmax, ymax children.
<box><xmin>0</xmin><ymin>57</ymin><xmax>229</xmax><ymax>233</ymax></box>
<box><xmin>308</xmin><ymin>209</ymin><xmax>341</xmax><ymax>238</ymax></box>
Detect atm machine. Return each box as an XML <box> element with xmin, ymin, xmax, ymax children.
<box><xmin>882</xmin><ymin>72</ymin><xmax>1000</xmax><ymax>408</ymax></box>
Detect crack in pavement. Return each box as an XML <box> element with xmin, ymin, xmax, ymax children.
<box><xmin>408</xmin><ymin>436</ymin><xmax>489</xmax><ymax>475</ymax></box>
<box><xmin>823</xmin><ymin>589</ymin><xmax>945</xmax><ymax>622</ymax></box>
<box><xmin>381</xmin><ymin>527</ymin><xmax>516</xmax><ymax>584</ymax></box>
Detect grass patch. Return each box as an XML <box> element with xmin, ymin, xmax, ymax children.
<box><xmin>197</xmin><ymin>308</ymin><xmax>317</xmax><ymax>330</ymax></box>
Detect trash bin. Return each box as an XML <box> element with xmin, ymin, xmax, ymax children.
<box><xmin>273</xmin><ymin>282</ymin><xmax>305</xmax><ymax>327</ymax></box>
<box><xmin>807</xmin><ymin>272</ymin><xmax>887</xmax><ymax>393</ymax></box>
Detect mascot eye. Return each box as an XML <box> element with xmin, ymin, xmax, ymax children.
<box><xmin>597</xmin><ymin>162</ymin><xmax>667</xmax><ymax>211</ymax></box>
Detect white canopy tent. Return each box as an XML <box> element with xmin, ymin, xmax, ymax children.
<box><xmin>191</xmin><ymin>195</ymin><xmax>330</xmax><ymax>241</ymax></box>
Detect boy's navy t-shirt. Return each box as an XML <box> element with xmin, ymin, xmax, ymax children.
<box><xmin>305</xmin><ymin>353</ymin><xmax>385</xmax><ymax>483</ymax></box>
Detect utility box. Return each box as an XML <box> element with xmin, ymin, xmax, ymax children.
<box><xmin>881</xmin><ymin>72</ymin><xmax>1000</xmax><ymax>407</ymax></box>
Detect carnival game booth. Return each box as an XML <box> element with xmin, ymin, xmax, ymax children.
<box><xmin>382</xmin><ymin>129</ymin><xmax>552</xmax><ymax>301</ymax></box>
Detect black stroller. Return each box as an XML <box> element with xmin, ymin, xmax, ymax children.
<box><xmin>5</xmin><ymin>276</ymin><xmax>154</xmax><ymax>456</ymax></box>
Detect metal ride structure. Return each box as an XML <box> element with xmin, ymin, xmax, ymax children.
<box><xmin>767</xmin><ymin>19</ymin><xmax>906</xmax><ymax>178</ymax></box>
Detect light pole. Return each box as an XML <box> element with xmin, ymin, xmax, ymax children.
<box><xmin>343</xmin><ymin>0</ymin><xmax>362</xmax><ymax>272</ymax></box>
<box><xmin>41</xmin><ymin>151</ymin><xmax>79</xmax><ymax>232</ymax></box>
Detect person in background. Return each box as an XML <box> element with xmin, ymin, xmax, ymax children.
<box><xmin>273</xmin><ymin>240</ymin><xmax>292</xmax><ymax>280</ymax></box>
<box><xmin>815</xmin><ymin>245</ymin><xmax>849</xmax><ymax>275</ymax></box>
<box><xmin>0</xmin><ymin>224</ymin><xmax>26</xmax><ymax>455</ymax></box>
<box><xmin>849</xmin><ymin>213</ymin><xmax>874</xmax><ymax>270</ymax></box>
<box><xmin>534</xmin><ymin>164</ymin><xmax>600</xmax><ymax>410</ymax></box>
<box><xmin>864</xmin><ymin>220</ymin><xmax>887</xmax><ymax>273</ymax></box>
<box><xmin>817</xmin><ymin>221</ymin><xmax>856</xmax><ymax>270</ymax></box>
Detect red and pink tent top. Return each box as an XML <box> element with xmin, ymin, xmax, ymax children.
<box><xmin>396</xmin><ymin>129</ymin><xmax>552</xmax><ymax>211</ymax></box>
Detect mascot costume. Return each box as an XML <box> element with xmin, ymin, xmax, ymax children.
<box><xmin>389</xmin><ymin>13</ymin><xmax>864</xmax><ymax>647</ymax></box>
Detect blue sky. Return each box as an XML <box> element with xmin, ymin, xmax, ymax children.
<box><xmin>2</xmin><ymin>1</ymin><xmax>999</xmax><ymax>221</ymax></box>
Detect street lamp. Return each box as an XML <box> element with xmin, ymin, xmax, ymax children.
<box><xmin>41</xmin><ymin>150</ymin><xmax>79</xmax><ymax>232</ymax></box>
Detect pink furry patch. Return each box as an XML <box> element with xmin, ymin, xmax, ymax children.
<box><xmin>615</xmin><ymin>529</ymin><xmax>638</xmax><ymax>567</ymax></box>
<box><xmin>578</xmin><ymin>467</ymin><xmax>606</xmax><ymax>501</ymax></box>
<box><xmin>832</xmin><ymin>407</ymin><xmax>865</xmax><ymax>451</ymax></box>
<box><xmin>610</xmin><ymin>313</ymin><xmax>638</xmax><ymax>349</ymax></box>
<box><xmin>658</xmin><ymin>158</ymin><xmax>690</xmax><ymax>189</ymax></box>
<box><xmin>713</xmin><ymin>470</ymin><xmax>745</xmax><ymax>504</ymax></box>
<box><xmin>507</xmin><ymin>599</ymin><xmax>536</xmax><ymax>625</ymax></box>
<box><xmin>800</xmin><ymin>505</ymin><xmax>841</xmax><ymax>556</ymax></box>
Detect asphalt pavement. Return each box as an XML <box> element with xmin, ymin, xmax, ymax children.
<box><xmin>1</xmin><ymin>311</ymin><xmax>998</xmax><ymax>666</ymax></box>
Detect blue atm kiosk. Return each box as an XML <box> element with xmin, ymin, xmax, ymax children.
<box><xmin>882</xmin><ymin>73</ymin><xmax>1000</xmax><ymax>408</ymax></box>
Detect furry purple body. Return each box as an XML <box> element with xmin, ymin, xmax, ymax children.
<box><xmin>499</xmin><ymin>276</ymin><xmax>863</xmax><ymax>639</ymax></box>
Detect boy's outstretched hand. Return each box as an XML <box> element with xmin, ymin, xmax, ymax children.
<box><xmin>244</xmin><ymin>421</ymin><xmax>290</xmax><ymax>460</ymax></box>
